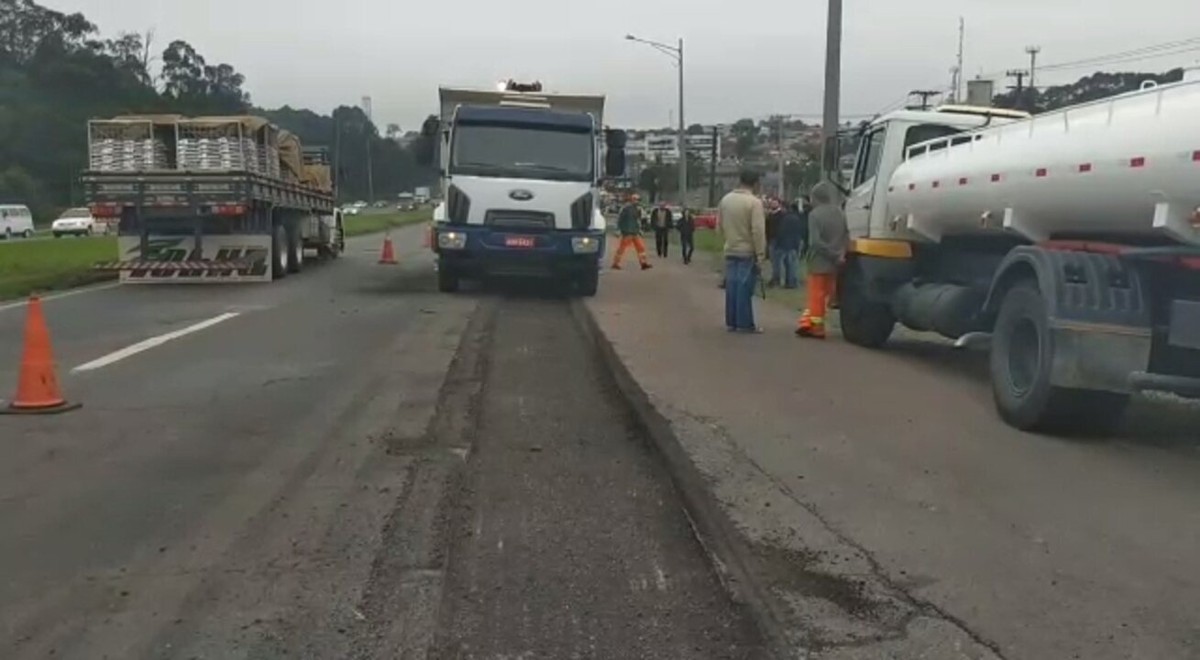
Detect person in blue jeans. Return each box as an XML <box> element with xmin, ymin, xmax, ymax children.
<box><xmin>718</xmin><ymin>170</ymin><xmax>767</xmax><ymax>333</ymax></box>
<box><xmin>772</xmin><ymin>201</ymin><xmax>805</xmax><ymax>289</ymax></box>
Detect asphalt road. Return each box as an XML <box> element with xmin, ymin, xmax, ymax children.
<box><xmin>0</xmin><ymin>227</ymin><xmax>762</xmax><ymax>658</ymax></box>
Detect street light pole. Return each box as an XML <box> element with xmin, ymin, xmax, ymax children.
<box><xmin>626</xmin><ymin>34</ymin><xmax>686</xmax><ymax>206</ymax></box>
<box><xmin>677</xmin><ymin>38</ymin><xmax>686</xmax><ymax>207</ymax></box>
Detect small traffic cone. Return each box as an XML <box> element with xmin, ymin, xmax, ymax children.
<box><xmin>378</xmin><ymin>232</ymin><xmax>398</xmax><ymax>265</ymax></box>
<box><xmin>422</xmin><ymin>224</ymin><xmax>432</xmax><ymax>249</ymax></box>
<box><xmin>2</xmin><ymin>296</ymin><xmax>81</xmax><ymax>415</ymax></box>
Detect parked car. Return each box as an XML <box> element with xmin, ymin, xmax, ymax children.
<box><xmin>343</xmin><ymin>206</ymin><xmax>361</xmax><ymax>216</ymax></box>
<box><xmin>694</xmin><ymin>210</ymin><xmax>718</xmax><ymax>230</ymax></box>
<box><xmin>52</xmin><ymin>207</ymin><xmax>107</xmax><ymax>237</ymax></box>
<box><xmin>0</xmin><ymin>204</ymin><xmax>35</xmax><ymax>239</ymax></box>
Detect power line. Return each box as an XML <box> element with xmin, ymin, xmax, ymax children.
<box><xmin>975</xmin><ymin>37</ymin><xmax>1200</xmax><ymax>80</ymax></box>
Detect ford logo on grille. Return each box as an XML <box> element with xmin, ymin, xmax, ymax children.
<box><xmin>508</xmin><ymin>189</ymin><xmax>534</xmax><ymax>201</ymax></box>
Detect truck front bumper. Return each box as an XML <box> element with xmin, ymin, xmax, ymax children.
<box><xmin>434</xmin><ymin>225</ymin><xmax>604</xmax><ymax>278</ymax></box>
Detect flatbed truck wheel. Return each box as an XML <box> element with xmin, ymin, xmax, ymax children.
<box><xmin>272</xmin><ymin>224</ymin><xmax>289</xmax><ymax>280</ymax></box>
<box><xmin>990</xmin><ymin>279</ymin><xmax>1128</xmax><ymax>434</ymax></box>
<box><xmin>437</xmin><ymin>260</ymin><xmax>460</xmax><ymax>293</ymax></box>
<box><xmin>286</xmin><ymin>221</ymin><xmax>303</xmax><ymax>274</ymax></box>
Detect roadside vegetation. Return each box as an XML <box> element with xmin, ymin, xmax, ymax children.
<box><xmin>0</xmin><ymin>237</ymin><xmax>117</xmax><ymax>300</ymax></box>
<box><xmin>342</xmin><ymin>209</ymin><xmax>432</xmax><ymax>238</ymax></box>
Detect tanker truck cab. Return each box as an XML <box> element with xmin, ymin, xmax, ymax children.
<box><xmin>836</xmin><ymin>82</ymin><xmax>1200</xmax><ymax>434</ymax></box>
<box><xmin>426</xmin><ymin>83</ymin><xmax>624</xmax><ymax>296</ymax></box>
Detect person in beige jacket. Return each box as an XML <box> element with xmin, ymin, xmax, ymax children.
<box><xmin>719</xmin><ymin>170</ymin><xmax>768</xmax><ymax>332</ymax></box>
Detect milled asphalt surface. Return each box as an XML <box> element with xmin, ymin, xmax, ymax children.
<box><xmin>428</xmin><ymin>297</ymin><xmax>763</xmax><ymax>659</ymax></box>
<box><xmin>0</xmin><ymin>227</ymin><xmax>765</xmax><ymax>659</ymax></box>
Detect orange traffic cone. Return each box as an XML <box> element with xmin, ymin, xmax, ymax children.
<box><xmin>2</xmin><ymin>296</ymin><xmax>81</xmax><ymax>415</ymax></box>
<box><xmin>378</xmin><ymin>232</ymin><xmax>398</xmax><ymax>265</ymax></box>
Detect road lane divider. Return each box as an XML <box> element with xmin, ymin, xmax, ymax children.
<box><xmin>0</xmin><ymin>282</ymin><xmax>122</xmax><ymax>313</ymax></box>
<box><xmin>71</xmin><ymin>312</ymin><xmax>241</xmax><ymax>373</ymax></box>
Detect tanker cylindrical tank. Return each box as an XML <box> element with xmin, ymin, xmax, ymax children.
<box><xmin>885</xmin><ymin>80</ymin><xmax>1200</xmax><ymax>246</ymax></box>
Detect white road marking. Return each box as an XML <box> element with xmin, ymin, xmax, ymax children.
<box><xmin>71</xmin><ymin>312</ymin><xmax>240</xmax><ymax>373</ymax></box>
<box><xmin>0</xmin><ymin>281</ymin><xmax>122</xmax><ymax>313</ymax></box>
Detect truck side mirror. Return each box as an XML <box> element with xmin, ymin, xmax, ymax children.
<box><xmin>605</xmin><ymin>128</ymin><xmax>627</xmax><ymax>150</ymax></box>
<box><xmin>605</xmin><ymin>149</ymin><xmax>626</xmax><ymax>178</ymax></box>
<box><xmin>415</xmin><ymin>116</ymin><xmax>440</xmax><ymax>166</ymax></box>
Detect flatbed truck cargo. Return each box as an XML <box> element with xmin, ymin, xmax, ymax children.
<box><xmin>82</xmin><ymin>115</ymin><xmax>343</xmax><ymax>283</ymax></box>
<box><xmin>834</xmin><ymin>79</ymin><xmax>1200</xmax><ymax>433</ymax></box>
<box><xmin>420</xmin><ymin>80</ymin><xmax>626</xmax><ymax>296</ymax></box>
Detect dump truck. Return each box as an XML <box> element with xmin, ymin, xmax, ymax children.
<box><xmin>834</xmin><ymin>79</ymin><xmax>1200</xmax><ymax>432</ymax></box>
<box><xmin>82</xmin><ymin>115</ymin><xmax>343</xmax><ymax>283</ymax></box>
<box><xmin>420</xmin><ymin>80</ymin><xmax>626</xmax><ymax>295</ymax></box>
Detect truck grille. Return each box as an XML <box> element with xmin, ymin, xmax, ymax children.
<box><xmin>484</xmin><ymin>210</ymin><xmax>555</xmax><ymax>229</ymax></box>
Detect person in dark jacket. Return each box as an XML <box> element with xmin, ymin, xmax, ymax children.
<box><xmin>764</xmin><ymin>198</ymin><xmax>785</xmax><ymax>286</ymax></box>
<box><xmin>611</xmin><ymin>195</ymin><xmax>652</xmax><ymax>270</ymax></box>
<box><xmin>773</xmin><ymin>202</ymin><xmax>804</xmax><ymax>289</ymax></box>
<box><xmin>676</xmin><ymin>207</ymin><xmax>696</xmax><ymax>265</ymax></box>
<box><xmin>796</xmin><ymin>182</ymin><xmax>848</xmax><ymax>339</ymax></box>
<box><xmin>650</xmin><ymin>203</ymin><xmax>674</xmax><ymax>258</ymax></box>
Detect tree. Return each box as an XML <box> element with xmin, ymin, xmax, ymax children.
<box><xmin>994</xmin><ymin>68</ymin><xmax>1184</xmax><ymax>113</ymax></box>
<box><xmin>686</xmin><ymin>123</ymin><xmax>705</xmax><ymax>135</ymax></box>
<box><xmin>731</xmin><ymin>118</ymin><xmax>758</xmax><ymax>159</ymax></box>
<box><xmin>160</xmin><ymin>39</ymin><xmax>205</xmax><ymax>100</ymax></box>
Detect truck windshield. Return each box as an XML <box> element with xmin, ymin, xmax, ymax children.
<box><xmin>451</xmin><ymin>123</ymin><xmax>593</xmax><ymax>182</ymax></box>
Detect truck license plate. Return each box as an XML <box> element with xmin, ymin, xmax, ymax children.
<box><xmin>505</xmin><ymin>236</ymin><xmax>535</xmax><ymax>248</ymax></box>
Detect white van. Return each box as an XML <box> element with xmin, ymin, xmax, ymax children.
<box><xmin>0</xmin><ymin>205</ymin><xmax>35</xmax><ymax>239</ymax></box>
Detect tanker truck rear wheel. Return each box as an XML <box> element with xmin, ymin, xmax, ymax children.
<box><xmin>990</xmin><ymin>280</ymin><xmax>1128</xmax><ymax>435</ymax></box>
<box><xmin>839</xmin><ymin>258</ymin><xmax>895</xmax><ymax>349</ymax></box>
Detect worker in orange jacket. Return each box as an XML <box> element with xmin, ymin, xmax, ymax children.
<box><xmin>797</xmin><ymin>182</ymin><xmax>848</xmax><ymax>339</ymax></box>
<box><xmin>611</xmin><ymin>195</ymin><xmax>652</xmax><ymax>270</ymax></box>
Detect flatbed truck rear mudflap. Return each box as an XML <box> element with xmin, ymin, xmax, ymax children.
<box><xmin>432</xmin><ymin>224</ymin><xmax>604</xmax><ymax>295</ymax></box>
<box><xmin>82</xmin><ymin>170</ymin><xmax>336</xmax><ymax>283</ymax></box>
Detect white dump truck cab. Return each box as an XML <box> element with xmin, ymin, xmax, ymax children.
<box><xmin>832</xmin><ymin>83</ymin><xmax>1200</xmax><ymax>434</ymax></box>
<box><xmin>422</xmin><ymin>81</ymin><xmax>624</xmax><ymax>296</ymax></box>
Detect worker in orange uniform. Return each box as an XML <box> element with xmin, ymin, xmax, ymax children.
<box><xmin>796</xmin><ymin>182</ymin><xmax>848</xmax><ymax>339</ymax></box>
<box><xmin>611</xmin><ymin>195</ymin><xmax>652</xmax><ymax>270</ymax></box>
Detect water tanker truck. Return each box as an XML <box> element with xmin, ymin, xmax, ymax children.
<box><xmin>835</xmin><ymin>78</ymin><xmax>1200</xmax><ymax>432</ymax></box>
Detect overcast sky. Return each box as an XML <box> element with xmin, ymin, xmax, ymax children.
<box><xmin>46</xmin><ymin>0</ymin><xmax>1200</xmax><ymax>130</ymax></box>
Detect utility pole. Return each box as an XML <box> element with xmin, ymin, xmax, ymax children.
<box><xmin>1006</xmin><ymin>70</ymin><xmax>1028</xmax><ymax>109</ymax></box>
<box><xmin>708</xmin><ymin>125</ymin><xmax>719</xmax><ymax>207</ymax></box>
<box><xmin>362</xmin><ymin>95</ymin><xmax>374</xmax><ymax>203</ymax></box>
<box><xmin>333</xmin><ymin>115</ymin><xmax>341</xmax><ymax>199</ymax></box>
<box><xmin>776</xmin><ymin>115</ymin><xmax>786</xmax><ymax>199</ymax></box>
<box><xmin>950</xmin><ymin>17</ymin><xmax>965</xmax><ymax>102</ymax></box>
<box><xmin>1025</xmin><ymin>45</ymin><xmax>1041</xmax><ymax>112</ymax></box>
<box><xmin>909</xmin><ymin>89</ymin><xmax>941</xmax><ymax>110</ymax></box>
<box><xmin>820</xmin><ymin>0</ymin><xmax>842</xmax><ymax>183</ymax></box>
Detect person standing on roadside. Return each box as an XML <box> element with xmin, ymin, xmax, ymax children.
<box><xmin>773</xmin><ymin>201</ymin><xmax>804</xmax><ymax>289</ymax></box>
<box><xmin>764</xmin><ymin>198</ymin><xmax>784</xmax><ymax>286</ymax></box>
<box><xmin>720</xmin><ymin>170</ymin><xmax>768</xmax><ymax>333</ymax></box>
<box><xmin>677</xmin><ymin>206</ymin><xmax>696</xmax><ymax>265</ymax></box>
<box><xmin>611</xmin><ymin>194</ymin><xmax>652</xmax><ymax>270</ymax></box>
<box><xmin>651</xmin><ymin>202</ymin><xmax>674</xmax><ymax>258</ymax></box>
<box><xmin>796</xmin><ymin>182</ymin><xmax>848</xmax><ymax>339</ymax></box>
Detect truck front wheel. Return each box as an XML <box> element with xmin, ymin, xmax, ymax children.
<box><xmin>990</xmin><ymin>280</ymin><xmax>1128</xmax><ymax>434</ymax></box>
<box><xmin>577</xmin><ymin>267</ymin><xmax>599</xmax><ymax>297</ymax></box>
<box><xmin>272</xmin><ymin>224</ymin><xmax>289</xmax><ymax>280</ymax></box>
<box><xmin>839</xmin><ymin>258</ymin><xmax>895</xmax><ymax>349</ymax></box>
<box><xmin>437</xmin><ymin>260</ymin><xmax>459</xmax><ymax>293</ymax></box>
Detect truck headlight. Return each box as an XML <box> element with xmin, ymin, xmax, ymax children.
<box><xmin>571</xmin><ymin>236</ymin><xmax>601</xmax><ymax>254</ymax></box>
<box><xmin>438</xmin><ymin>231</ymin><xmax>467</xmax><ymax>250</ymax></box>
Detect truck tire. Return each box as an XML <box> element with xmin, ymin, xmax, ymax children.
<box><xmin>286</xmin><ymin>220</ymin><xmax>303</xmax><ymax>274</ymax></box>
<box><xmin>990</xmin><ymin>279</ymin><xmax>1128</xmax><ymax>434</ymax></box>
<box><xmin>272</xmin><ymin>223</ymin><xmax>289</xmax><ymax>280</ymax></box>
<box><xmin>839</xmin><ymin>258</ymin><xmax>895</xmax><ymax>349</ymax></box>
<box><xmin>577</xmin><ymin>266</ymin><xmax>599</xmax><ymax>297</ymax></box>
<box><xmin>436</xmin><ymin>261</ymin><xmax>459</xmax><ymax>293</ymax></box>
